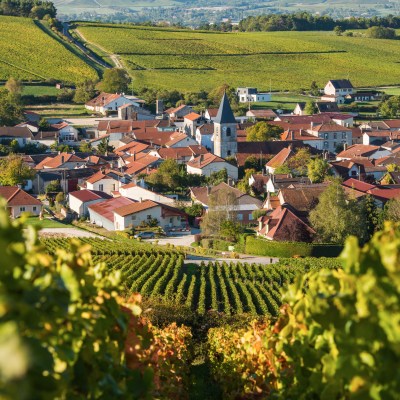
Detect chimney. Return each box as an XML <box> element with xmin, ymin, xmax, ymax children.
<box><xmin>132</xmin><ymin>151</ymin><xmax>136</xmax><ymax>161</ymax></box>
<box><xmin>310</xmin><ymin>122</ymin><xmax>314</xmax><ymax>130</ymax></box>
<box><xmin>200</xmin><ymin>154</ymin><xmax>204</xmax><ymax>163</ymax></box>
<box><xmin>343</xmin><ymin>143</ymin><xmax>348</xmax><ymax>151</ymax></box>
<box><xmin>299</xmin><ymin>129</ymin><xmax>303</xmax><ymax>136</ymax></box>
<box><xmin>61</xmin><ymin>155</ymin><xmax>65</xmax><ymax>164</ymax></box>
<box><xmin>139</xmin><ymin>197</ymin><xmax>142</xmax><ymax>203</ymax></box>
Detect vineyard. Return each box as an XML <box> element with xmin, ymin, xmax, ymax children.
<box><xmin>74</xmin><ymin>22</ymin><xmax>400</xmax><ymax>91</ymax></box>
<box><xmin>42</xmin><ymin>237</ymin><xmax>340</xmax><ymax>317</ymax></box>
<box><xmin>0</xmin><ymin>16</ymin><xmax>97</xmax><ymax>83</ymax></box>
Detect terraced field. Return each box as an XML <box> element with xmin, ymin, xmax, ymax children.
<box><xmin>0</xmin><ymin>16</ymin><xmax>97</xmax><ymax>83</ymax></box>
<box><xmin>75</xmin><ymin>23</ymin><xmax>400</xmax><ymax>92</ymax></box>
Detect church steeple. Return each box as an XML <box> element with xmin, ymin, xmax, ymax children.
<box><xmin>214</xmin><ymin>92</ymin><xmax>236</xmax><ymax>124</ymax></box>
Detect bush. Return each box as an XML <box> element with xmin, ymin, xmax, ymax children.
<box><xmin>245</xmin><ymin>236</ymin><xmax>342</xmax><ymax>257</ymax></box>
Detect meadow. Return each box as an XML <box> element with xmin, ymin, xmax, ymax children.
<box><xmin>75</xmin><ymin>22</ymin><xmax>400</xmax><ymax>92</ymax></box>
<box><xmin>0</xmin><ymin>16</ymin><xmax>97</xmax><ymax>83</ymax></box>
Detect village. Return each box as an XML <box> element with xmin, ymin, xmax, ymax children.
<box><xmin>1</xmin><ymin>78</ymin><xmax>400</xmax><ymax>251</ymax></box>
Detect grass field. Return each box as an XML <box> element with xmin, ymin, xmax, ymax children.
<box><xmin>74</xmin><ymin>23</ymin><xmax>400</xmax><ymax>92</ymax></box>
<box><xmin>24</xmin><ymin>217</ymin><xmax>73</xmax><ymax>228</ymax></box>
<box><xmin>0</xmin><ymin>16</ymin><xmax>97</xmax><ymax>83</ymax></box>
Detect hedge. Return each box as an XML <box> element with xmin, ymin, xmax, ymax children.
<box><xmin>245</xmin><ymin>236</ymin><xmax>342</xmax><ymax>258</ymax></box>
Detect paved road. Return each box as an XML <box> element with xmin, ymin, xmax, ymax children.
<box><xmin>39</xmin><ymin>228</ymin><xmax>99</xmax><ymax>238</ymax></box>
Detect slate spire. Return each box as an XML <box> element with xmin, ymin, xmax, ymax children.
<box><xmin>214</xmin><ymin>91</ymin><xmax>236</xmax><ymax>124</ymax></box>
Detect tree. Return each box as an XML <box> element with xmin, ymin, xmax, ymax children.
<box><xmin>333</xmin><ymin>25</ymin><xmax>344</xmax><ymax>36</ymax></box>
<box><xmin>5</xmin><ymin>77</ymin><xmax>23</xmax><ymax>96</ymax></box>
<box><xmin>146</xmin><ymin>159</ymin><xmax>182</xmax><ymax>192</ymax></box>
<box><xmin>46</xmin><ymin>180</ymin><xmax>62</xmax><ymax>193</ymax></box>
<box><xmin>361</xmin><ymin>194</ymin><xmax>382</xmax><ymax>239</ymax></box>
<box><xmin>384</xmin><ymin>198</ymin><xmax>400</xmax><ymax>222</ymax></box>
<box><xmin>287</xmin><ymin>147</ymin><xmax>312</xmax><ymax>176</ymax></box>
<box><xmin>201</xmin><ymin>188</ymin><xmax>239</xmax><ymax>238</ymax></box>
<box><xmin>0</xmin><ymin>154</ymin><xmax>35</xmax><ymax>186</ymax></box>
<box><xmin>55</xmin><ymin>192</ymin><xmax>65</xmax><ymax>204</ymax></box>
<box><xmin>379</xmin><ymin>96</ymin><xmax>400</xmax><ymax>118</ymax></box>
<box><xmin>79</xmin><ymin>141</ymin><xmax>93</xmax><ymax>153</ymax></box>
<box><xmin>367</xmin><ymin>26</ymin><xmax>396</xmax><ymax>39</ymax></box>
<box><xmin>246</xmin><ymin>122</ymin><xmax>283</xmax><ymax>142</ymax></box>
<box><xmin>0</xmin><ymin>89</ymin><xmax>23</xmax><ymax>126</ymax></box>
<box><xmin>274</xmin><ymin>164</ymin><xmax>291</xmax><ymax>175</ymax></box>
<box><xmin>97</xmin><ymin>137</ymin><xmax>114</xmax><ymax>155</ymax></box>
<box><xmin>208</xmin><ymin>84</ymin><xmax>238</xmax><ymax>110</ymax></box>
<box><xmin>207</xmin><ymin>168</ymin><xmax>228</xmax><ymax>186</ymax></box>
<box><xmin>307</xmin><ymin>157</ymin><xmax>330</xmax><ymax>183</ymax></box>
<box><xmin>243</xmin><ymin>155</ymin><xmax>270</xmax><ymax>172</ymax></box>
<box><xmin>97</xmin><ymin>68</ymin><xmax>130</xmax><ymax>93</ymax></box>
<box><xmin>309</xmin><ymin>180</ymin><xmax>367</xmax><ymax>243</ymax></box>
<box><xmin>304</xmin><ymin>100</ymin><xmax>318</xmax><ymax>115</ymax></box>
<box><xmin>309</xmin><ymin>81</ymin><xmax>320</xmax><ymax>96</ymax></box>
<box><xmin>73</xmin><ymin>79</ymin><xmax>97</xmax><ymax>103</ymax></box>
<box><xmin>39</xmin><ymin>117</ymin><xmax>50</xmax><ymax>130</ymax></box>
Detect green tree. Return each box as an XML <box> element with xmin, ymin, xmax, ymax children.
<box><xmin>39</xmin><ymin>117</ymin><xmax>50</xmax><ymax>130</ymax></box>
<box><xmin>73</xmin><ymin>79</ymin><xmax>97</xmax><ymax>103</ymax></box>
<box><xmin>246</xmin><ymin>122</ymin><xmax>283</xmax><ymax>142</ymax></box>
<box><xmin>379</xmin><ymin>96</ymin><xmax>400</xmax><ymax>118</ymax></box>
<box><xmin>208</xmin><ymin>84</ymin><xmax>239</xmax><ymax>110</ymax></box>
<box><xmin>96</xmin><ymin>137</ymin><xmax>114</xmax><ymax>155</ymax></box>
<box><xmin>79</xmin><ymin>141</ymin><xmax>93</xmax><ymax>153</ymax></box>
<box><xmin>146</xmin><ymin>159</ymin><xmax>182</xmax><ymax>191</ymax></box>
<box><xmin>384</xmin><ymin>197</ymin><xmax>400</xmax><ymax>222</ymax></box>
<box><xmin>367</xmin><ymin>26</ymin><xmax>396</xmax><ymax>39</ymax></box>
<box><xmin>207</xmin><ymin>168</ymin><xmax>228</xmax><ymax>186</ymax></box>
<box><xmin>333</xmin><ymin>25</ymin><xmax>344</xmax><ymax>35</ymax></box>
<box><xmin>0</xmin><ymin>89</ymin><xmax>23</xmax><ymax>125</ymax></box>
<box><xmin>0</xmin><ymin>154</ymin><xmax>35</xmax><ymax>186</ymax></box>
<box><xmin>309</xmin><ymin>81</ymin><xmax>320</xmax><ymax>96</ymax></box>
<box><xmin>307</xmin><ymin>157</ymin><xmax>330</xmax><ymax>183</ymax></box>
<box><xmin>304</xmin><ymin>100</ymin><xmax>318</xmax><ymax>115</ymax></box>
<box><xmin>98</xmin><ymin>68</ymin><xmax>131</xmax><ymax>93</ymax></box>
<box><xmin>361</xmin><ymin>194</ymin><xmax>382</xmax><ymax>239</ymax></box>
<box><xmin>5</xmin><ymin>77</ymin><xmax>23</xmax><ymax>96</ymax></box>
<box><xmin>55</xmin><ymin>191</ymin><xmax>65</xmax><ymax>204</ymax></box>
<box><xmin>287</xmin><ymin>147</ymin><xmax>312</xmax><ymax>176</ymax></box>
<box><xmin>309</xmin><ymin>180</ymin><xmax>367</xmax><ymax>243</ymax></box>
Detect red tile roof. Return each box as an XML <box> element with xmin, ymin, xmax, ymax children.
<box><xmin>337</xmin><ymin>144</ymin><xmax>380</xmax><ymax>159</ymax></box>
<box><xmin>69</xmin><ymin>189</ymin><xmax>112</xmax><ymax>202</ymax></box>
<box><xmin>114</xmin><ymin>199</ymin><xmax>159</xmax><ymax>217</ymax></box>
<box><xmin>35</xmin><ymin>153</ymin><xmax>85</xmax><ymax>169</ymax></box>
<box><xmin>342</xmin><ymin>178</ymin><xmax>376</xmax><ymax>193</ymax></box>
<box><xmin>88</xmin><ymin>197</ymin><xmax>134</xmax><ymax>221</ymax></box>
<box><xmin>86</xmin><ymin>92</ymin><xmax>121</xmax><ymax>108</ymax></box>
<box><xmin>0</xmin><ymin>186</ymin><xmax>42</xmax><ymax>206</ymax></box>
<box><xmin>187</xmin><ymin>153</ymin><xmax>226</xmax><ymax>169</ymax></box>
<box><xmin>184</xmin><ymin>112</ymin><xmax>201</xmax><ymax>121</ymax></box>
<box><xmin>266</xmin><ymin>147</ymin><xmax>293</xmax><ymax>168</ymax></box>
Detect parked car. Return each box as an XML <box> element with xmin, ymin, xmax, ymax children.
<box><xmin>134</xmin><ymin>231</ymin><xmax>155</xmax><ymax>239</ymax></box>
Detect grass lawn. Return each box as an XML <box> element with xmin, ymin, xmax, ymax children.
<box><xmin>24</xmin><ymin>216</ymin><xmax>73</xmax><ymax>228</ymax></box>
<box><xmin>251</xmin><ymin>93</ymin><xmax>316</xmax><ymax>112</ymax></box>
<box><xmin>26</xmin><ymin>103</ymin><xmax>90</xmax><ymax>118</ymax></box>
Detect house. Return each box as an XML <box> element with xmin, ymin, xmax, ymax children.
<box><xmin>35</xmin><ymin>153</ymin><xmax>86</xmax><ymax>170</ymax></box>
<box><xmin>205</xmin><ymin>108</ymin><xmax>218</xmax><ymax>121</ymax></box>
<box><xmin>165</xmin><ymin>131</ymin><xmax>198</xmax><ymax>148</ymax></box>
<box><xmin>307</xmin><ymin>122</ymin><xmax>352</xmax><ymax>153</ymax></box>
<box><xmin>195</xmin><ymin>124</ymin><xmax>214</xmax><ymax>152</ymax></box>
<box><xmin>347</xmin><ymin>91</ymin><xmax>381</xmax><ymax>102</ymax></box>
<box><xmin>246</xmin><ymin>109</ymin><xmax>277</xmax><ymax>120</ymax></box>
<box><xmin>119</xmin><ymin>182</ymin><xmax>176</xmax><ymax>205</ymax></box>
<box><xmin>85</xmin><ymin>169</ymin><xmax>130</xmax><ymax>195</ymax></box>
<box><xmin>248</xmin><ymin>174</ymin><xmax>270</xmax><ymax>194</ymax></box>
<box><xmin>155</xmin><ymin>145</ymin><xmax>208</xmax><ymax>165</ymax></box>
<box><xmin>330</xmin><ymin>158</ymin><xmax>386</xmax><ymax>182</ymax></box>
<box><xmin>323</xmin><ymin>79</ymin><xmax>354</xmax><ymax>104</ymax></box>
<box><xmin>187</xmin><ymin>153</ymin><xmax>238</xmax><ymax>180</ymax></box>
<box><xmin>191</xmin><ymin>182</ymin><xmax>262</xmax><ymax>225</ymax></box>
<box><xmin>88</xmin><ymin>196</ymin><xmax>135</xmax><ymax>231</ymax></box>
<box><xmin>264</xmin><ymin>175</ymin><xmax>312</xmax><ymax>194</ymax></box>
<box><xmin>165</xmin><ymin>104</ymin><xmax>193</xmax><ymax>119</ymax></box>
<box><xmin>183</xmin><ymin>112</ymin><xmax>202</xmax><ymax>137</ymax></box>
<box><xmin>363</xmin><ymin>131</ymin><xmax>400</xmax><ymax>146</ymax></box>
<box><xmin>0</xmin><ymin>127</ymin><xmax>34</xmax><ymax>146</ymax></box>
<box><xmin>68</xmin><ymin>189</ymin><xmax>112</xmax><ymax>218</ymax></box>
<box><xmin>113</xmin><ymin>200</ymin><xmax>187</xmax><ymax>231</ymax></box>
<box><xmin>336</xmin><ymin>144</ymin><xmax>390</xmax><ymax>160</ymax></box>
<box><xmin>293</xmin><ymin>101</ymin><xmax>340</xmax><ymax>116</ymax></box>
<box><xmin>117</xmin><ymin>103</ymin><xmax>153</xmax><ymax>121</ymax></box>
<box><xmin>85</xmin><ymin>92</ymin><xmax>145</xmax><ymax>115</ymax></box>
<box><xmin>0</xmin><ymin>186</ymin><xmax>42</xmax><ymax>218</ymax></box>
<box><xmin>265</xmin><ymin>146</ymin><xmax>294</xmax><ymax>174</ymax></box>
<box><xmin>257</xmin><ymin>205</ymin><xmax>315</xmax><ymax>242</ymax></box>
<box><xmin>237</xmin><ymin>87</ymin><xmax>271</xmax><ymax>103</ymax></box>
<box><xmin>51</xmin><ymin>122</ymin><xmax>79</xmax><ymax>142</ymax></box>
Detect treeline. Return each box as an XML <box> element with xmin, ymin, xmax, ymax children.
<box><xmin>199</xmin><ymin>12</ymin><xmax>400</xmax><ymax>32</ymax></box>
<box><xmin>0</xmin><ymin>0</ymin><xmax>56</xmax><ymax>18</ymax></box>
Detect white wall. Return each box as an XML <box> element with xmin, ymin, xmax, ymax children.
<box><xmin>187</xmin><ymin>161</ymin><xmax>238</xmax><ymax>180</ymax></box>
<box><xmin>87</xmin><ymin>178</ymin><xmax>120</xmax><ymax>195</ymax></box>
<box><xmin>9</xmin><ymin>204</ymin><xmax>41</xmax><ymax>218</ymax></box>
<box><xmin>120</xmin><ymin>186</ymin><xmax>175</xmax><ymax>205</ymax></box>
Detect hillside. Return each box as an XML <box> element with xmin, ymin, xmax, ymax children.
<box><xmin>74</xmin><ymin>22</ymin><xmax>400</xmax><ymax>92</ymax></box>
<box><xmin>0</xmin><ymin>16</ymin><xmax>97</xmax><ymax>83</ymax></box>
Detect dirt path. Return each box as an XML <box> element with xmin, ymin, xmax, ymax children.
<box><xmin>39</xmin><ymin>228</ymin><xmax>100</xmax><ymax>238</ymax></box>
<box><xmin>74</xmin><ymin>28</ymin><xmax>124</xmax><ymax>69</ymax></box>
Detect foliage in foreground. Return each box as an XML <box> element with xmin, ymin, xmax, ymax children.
<box><xmin>208</xmin><ymin>223</ymin><xmax>400</xmax><ymax>399</ymax></box>
<box><xmin>0</xmin><ymin>209</ymin><xmax>191</xmax><ymax>399</ymax></box>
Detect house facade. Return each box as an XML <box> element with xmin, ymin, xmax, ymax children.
<box><xmin>0</xmin><ymin>186</ymin><xmax>42</xmax><ymax>218</ymax></box>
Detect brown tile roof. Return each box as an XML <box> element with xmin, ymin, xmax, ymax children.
<box><xmin>114</xmin><ymin>199</ymin><xmax>159</xmax><ymax>217</ymax></box>
<box><xmin>342</xmin><ymin>178</ymin><xmax>376</xmax><ymax>193</ymax></box>
<box><xmin>197</xmin><ymin>124</ymin><xmax>214</xmax><ymax>135</ymax></box>
<box><xmin>247</xmin><ymin>109</ymin><xmax>277</xmax><ymax>119</ymax></box>
<box><xmin>35</xmin><ymin>153</ymin><xmax>85</xmax><ymax>169</ymax></box>
<box><xmin>368</xmin><ymin>188</ymin><xmax>400</xmax><ymax>201</ymax></box>
<box><xmin>266</xmin><ymin>147</ymin><xmax>293</xmax><ymax>168</ymax></box>
<box><xmin>337</xmin><ymin>144</ymin><xmax>380</xmax><ymax>159</ymax></box>
<box><xmin>0</xmin><ymin>127</ymin><xmax>33</xmax><ymax>139</ymax></box>
<box><xmin>0</xmin><ymin>186</ymin><xmax>42</xmax><ymax>206</ymax></box>
<box><xmin>86</xmin><ymin>170</ymin><xmax>121</xmax><ymax>184</ymax></box>
<box><xmin>281</xmin><ymin>129</ymin><xmax>323</xmax><ymax>141</ymax></box>
<box><xmin>187</xmin><ymin>153</ymin><xmax>225</xmax><ymax>169</ymax></box>
<box><xmin>166</xmin><ymin>104</ymin><xmax>188</xmax><ymax>115</ymax></box>
<box><xmin>382</xmin><ymin>120</ymin><xmax>400</xmax><ymax>129</ymax></box>
<box><xmin>184</xmin><ymin>112</ymin><xmax>201</xmax><ymax>121</ymax></box>
<box><xmin>206</xmin><ymin>108</ymin><xmax>218</xmax><ymax>118</ymax></box>
<box><xmin>158</xmin><ymin>146</ymin><xmax>208</xmax><ymax>160</ymax></box>
<box><xmin>165</xmin><ymin>132</ymin><xmax>190</xmax><ymax>147</ymax></box>
<box><xmin>311</xmin><ymin>122</ymin><xmax>351</xmax><ymax>132</ymax></box>
<box><xmin>280</xmin><ymin>185</ymin><xmax>328</xmax><ymax>213</ymax></box>
<box><xmin>86</xmin><ymin>92</ymin><xmax>121</xmax><ymax>108</ymax></box>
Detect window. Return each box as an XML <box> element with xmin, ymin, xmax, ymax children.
<box><xmin>324</xmin><ymin>141</ymin><xmax>329</xmax><ymax>149</ymax></box>
<box><xmin>333</xmin><ymin>133</ymin><xmax>337</xmax><ymax>140</ymax></box>
<box><xmin>169</xmin><ymin>217</ymin><xmax>173</xmax><ymax>223</ymax></box>
<box><xmin>226</xmin><ymin>127</ymin><xmax>231</xmax><ymax>137</ymax></box>
<box><xmin>20</xmin><ymin>207</ymin><xmax>25</xmax><ymax>212</ymax></box>
<box><xmin>131</xmin><ymin>215</ymin><xmax>136</xmax><ymax>221</ymax></box>
<box><xmin>333</xmin><ymin>142</ymin><xmax>337</xmax><ymax>149</ymax></box>
<box><xmin>99</xmin><ymin>184</ymin><xmax>104</xmax><ymax>191</ymax></box>
<box><xmin>147</xmin><ymin>215</ymin><xmax>152</xmax><ymax>220</ymax></box>
<box><xmin>237</xmin><ymin>213</ymin><xmax>243</xmax><ymax>221</ymax></box>
<box><xmin>227</xmin><ymin>150</ymin><xmax>231</xmax><ymax>156</ymax></box>
<box><xmin>351</xmin><ymin>170</ymin><xmax>357</xmax><ymax>176</ymax></box>
<box><xmin>33</xmin><ymin>207</ymin><xmax>37</xmax><ymax>212</ymax></box>
<box><xmin>342</xmin><ymin>132</ymin><xmax>347</xmax><ymax>139</ymax></box>
<box><xmin>324</xmin><ymin>133</ymin><xmax>329</xmax><ymax>139</ymax></box>
<box><xmin>112</xmin><ymin>184</ymin><xmax>116</xmax><ymax>191</ymax></box>
<box><xmin>249</xmin><ymin>214</ymin><xmax>253</xmax><ymax>221</ymax></box>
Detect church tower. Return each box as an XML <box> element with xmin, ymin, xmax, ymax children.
<box><xmin>213</xmin><ymin>92</ymin><xmax>237</xmax><ymax>158</ymax></box>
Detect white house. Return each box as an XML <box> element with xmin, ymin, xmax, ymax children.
<box><xmin>187</xmin><ymin>153</ymin><xmax>238</xmax><ymax>180</ymax></box>
<box><xmin>68</xmin><ymin>189</ymin><xmax>112</xmax><ymax>218</ymax></box>
<box><xmin>323</xmin><ymin>80</ymin><xmax>354</xmax><ymax>104</ymax></box>
<box><xmin>119</xmin><ymin>183</ymin><xmax>176</xmax><ymax>205</ymax></box>
<box><xmin>307</xmin><ymin>122</ymin><xmax>352</xmax><ymax>153</ymax></box>
<box><xmin>52</xmin><ymin>122</ymin><xmax>79</xmax><ymax>142</ymax></box>
<box><xmin>85</xmin><ymin>92</ymin><xmax>145</xmax><ymax>115</ymax></box>
<box><xmin>85</xmin><ymin>170</ymin><xmax>129</xmax><ymax>195</ymax></box>
<box><xmin>195</xmin><ymin>124</ymin><xmax>214</xmax><ymax>152</ymax></box>
<box><xmin>0</xmin><ymin>186</ymin><xmax>42</xmax><ymax>218</ymax></box>
<box><xmin>165</xmin><ymin>132</ymin><xmax>198</xmax><ymax>148</ymax></box>
<box><xmin>113</xmin><ymin>200</ymin><xmax>187</xmax><ymax>231</ymax></box>
<box><xmin>237</xmin><ymin>87</ymin><xmax>271</xmax><ymax>103</ymax></box>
